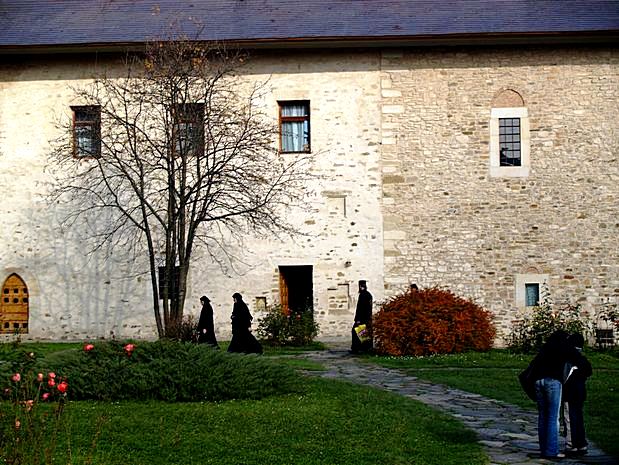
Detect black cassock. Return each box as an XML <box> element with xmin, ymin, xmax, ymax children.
<box><xmin>227</xmin><ymin>299</ymin><xmax>262</xmax><ymax>354</ymax></box>
<box><xmin>351</xmin><ymin>289</ymin><xmax>373</xmax><ymax>353</ymax></box>
<box><xmin>197</xmin><ymin>300</ymin><xmax>219</xmax><ymax>347</ymax></box>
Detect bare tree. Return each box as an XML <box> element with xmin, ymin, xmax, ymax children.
<box><xmin>49</xmin><ymin>40</ymin><xmax>313</xmax><ymax>338</ymax></box>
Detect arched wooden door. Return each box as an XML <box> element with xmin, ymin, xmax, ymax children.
<box><xmin>0</xmin><ymin>274</ymin><xmax>29</xmax><ymax>333</ymax></box>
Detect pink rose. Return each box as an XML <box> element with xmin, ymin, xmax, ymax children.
<box><xmin>25</xmin><ymin>400</ymin><xmax>34</xmax><ymax>411</ymax></box>
<box><xmin>37</xmin><ymin>373</ymin><xmax>44</xmax><ymax>382</ymax></box>
<box><xmin>57</xmin><ymin>381</ymin><xmax>68</xmax><ymax>393</ymax></box>
<box><xmin>48</xmin><ymin>372</ymin><xmax>56</xmax><ymax>379</ymax></box>
<box><xmin>124</xmin><ymin>343</ymin><xmax>135</xmax><ymax>356</ymax></box>
<box><xmin>15</xmin><ymin>420</ymin><xmax>20</xmax><ymax>429</ymax></box>
<box><xmin>84</xmin><ymin>343</ymin><xmax>95</xmax><ymax>352</ymax></box>
<box><xmin>48</xmin><ymin>379</ymin><xmax>56</xmax><ymax>387</ymax></box>
<box><xmin>42</xmin><ymin>392</ymin><xmax>50</xmax><ymax>401</ymax></box>
<box><xmin>11</xmin><ymin>373</ymin><xmax>21</xmax><ymax>382</ymax></box>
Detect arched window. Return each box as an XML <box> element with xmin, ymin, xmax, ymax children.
<box><xmin>0</xmin><ymin>274</ymin><xmax>29</xmax><ymax>333</ymax></box>
<box><xmin>489</xmin><ymin>89</ymin><xmax>530</xmax><ymax>177</ymax></box>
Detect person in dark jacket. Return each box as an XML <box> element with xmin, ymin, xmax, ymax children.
<box><xmin>227</xmin><ymin>292</ymin><xmax>262</xmax><ymax>354</ymax></box>
<box><xmin>563</xmin><ymin>333</ymin><xmax>592</xmax><ymax>455</ymax></box>
<box><xmin>351</xmin><ymin>280</ymin><xmax>373</xmax><ymax>354</ymax></box>
<box><xmin>197</xmin><ymin>296</ymin><xmax>219</xmax><ymax>348</ymax></box>
<box><xmin>530</xmin><ymin>330</ymin><xmax>585</xmax><ymax>459</ymax></box>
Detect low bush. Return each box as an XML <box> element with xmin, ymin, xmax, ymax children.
<box><xmin>507</xmin><ymin>291</ymin><xmax>591</xmax><ymax>353</ymax></box>
<box><xmin>0</xmin><ymin>348</ymin><xmax>73</xmax><ymax>464</ymax></box>
<box><xmin>35</xmin><ymin>340</ymin><xmax>303</xmax><ymax>402</ymax></box>
<box><xmin>373</xmin><ymin>287</ymin><xmax>496</xmax><ymax>356</ymax></box>
<box><xmin>256</xmin><ymin>304</ymin><xmax>319</xmax><ymax>346</ymax></box>
<box><xmin>164</xmin><ymin>315</ymin><xmax>199</xmax><ymax>342</ymax></box>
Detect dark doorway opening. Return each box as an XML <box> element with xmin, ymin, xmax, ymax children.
<box><xmin>279</xmin><ymin>265</ymin><xmax>313</xmax><ymax>315</ymax></box>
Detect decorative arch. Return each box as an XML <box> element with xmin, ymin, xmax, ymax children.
<box><xmin>492</xmin><ymin>88</ymin><xmax>525</xmax><ymax>108</ymax></box>
<box><xmin>0</xmin><ymin>273</ymin><xmax>29</xmax><ymax>334</ymax></box>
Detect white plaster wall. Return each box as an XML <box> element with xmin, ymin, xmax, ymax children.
<box><xmin>0</xmin><ymin>50</ymin><xmax>384</xmax><ymax>341</ymax></box>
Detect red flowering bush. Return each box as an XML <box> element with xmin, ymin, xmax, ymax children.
<box><xmin>373</xmin><ymin>287</ymin><xmax>496</xmax><ymax>356</ymax></box>
<box><xmin>0</xmin><ymin>352</ymin><xmax>69</xmax><ymax>464</ymax></box>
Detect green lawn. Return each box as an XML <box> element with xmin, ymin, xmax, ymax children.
<box><xmin>367</xmin><ymin>349</ymin><xmax>619</xmax><ymax>459</ymax></box>
<box><xmin>5</xmin><ymin>379</ymin><xmax>487</xmax><ymax>465</ymax></box>
<box><xmin>1</xmin><ymin>342</ymin><xmax>486</xmax><ymax>465</ymax></box>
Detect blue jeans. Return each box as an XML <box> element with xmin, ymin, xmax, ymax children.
<box><xmin>536</xmin><ymin>378</ymin><xmax>563</xmax><ymax>457</ymax></box>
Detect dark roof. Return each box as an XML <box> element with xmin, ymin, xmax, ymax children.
<box><xmin>1</xmin><ymin>0</ymin><xmax>618</xmax><ymax>51</ymax></box>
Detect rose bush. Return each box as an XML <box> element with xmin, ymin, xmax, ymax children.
<box><xmin>0</xmin><ymin>352</ymin><xmax>69</xmax><ymax>464</ymax></box>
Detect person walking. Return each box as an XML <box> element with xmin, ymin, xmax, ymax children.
<box><xmin>529</xmin><ymin>330</ymin><xmax>583</xmax><ymax>459</ymax></box>
<box><xmin>197</xmin><ymin>296</ymin><xmax>219</xmax><ymax>348</ymax></box>
<box><xmin>351</xmin><ymin>280</ymin><xmax>373</xmax><ymax>354</ymax></box>
<box><xmin>227</xmin><ymin>292</ymin><xmax>262</xmax><ymax>354</ymax></box>
<box><xmin>564</xmin><ymin>332</ymin><xmax>592</xmax><ymax>456</ymax></box>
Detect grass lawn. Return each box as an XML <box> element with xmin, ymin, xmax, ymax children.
<box><xmin>1</xmin><ymin>342</ymin><xmax>486</xmax><ymax>465</ymax></box>
<box><xmin>367</xmin><ymin>349</ymin><xmax>619</xmax><ymax>459</ymax></box>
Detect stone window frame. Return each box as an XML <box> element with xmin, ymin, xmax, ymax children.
<box><xmin>515</xmin><ymin>273</ymin><xmax>548</xmax><ymax>308</ymax></box>
<box><xmin>489</xmin><ymin>107</ymin><xmax>530</xmax><ymax>178</ymax></box>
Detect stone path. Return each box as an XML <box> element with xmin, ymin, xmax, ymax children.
<box><xmin>295</xmin><ymin>348</ymin><xmax>618</xmax><ymax>465</ymax></box>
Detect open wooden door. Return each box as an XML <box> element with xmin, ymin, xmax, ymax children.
<box><xmin>278</xmin><ymin>266</ymin><xmax>313</xmax><ymax>316</ymax></box>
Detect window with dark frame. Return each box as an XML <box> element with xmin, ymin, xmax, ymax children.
<box><xmin>71</xmin><ymin>106</ymin><xmax>101</xmax><ymax>158</ymax></box>
<box><xmin>279</xmin><ymin>101</ymin><xmax>310</xmax><ymax>153</ymax></box>
<box><xmin>173</xmin><ymin>103</ymin><xmax>204</xmax><ymax>157</ymax></box>
<box><xmin>525</xmin><ymin>283</ymin><xmax>540</xmax><ymax>307</ymax></box>
<box><xmin>499</xmin><ymin>117</ymin><xmax>521</xmax><ymax>166</ymax></box>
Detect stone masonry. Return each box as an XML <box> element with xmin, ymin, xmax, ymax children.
<box><xmin>0</xmin><ymin>45</ymin><xmax>617</xmax><ymax>342</ymax></box>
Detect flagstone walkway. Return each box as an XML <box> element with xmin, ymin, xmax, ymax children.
<box><xmin>295</xmin><ymin>348</ymin><xmax>618</xmax><ymax>465</ymax></box>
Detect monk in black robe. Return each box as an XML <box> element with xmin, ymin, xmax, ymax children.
<box><xmin>351</xmin><ymin>280</ymin><xmax>373</xmax><ymax>354</ymax></box>
<box><xmin>227</xmin><ymin>292</ymin><xmax>262</xmax><ymax>354</ymax></box>
<box><xmin>197</xmin><ymin>296</ymin><xmax>219</xmax><ymax>347</ymax></box>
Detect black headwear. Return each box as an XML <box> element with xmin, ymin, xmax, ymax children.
<box><xmin>232</xmin><ymin>292</ymin><xmax>243</xmax><ymax>301</ymax></box>
<box><xmin>200</xmin><ymin>296</ymin><xmax>210</xmax><ymax>303</ymax></box>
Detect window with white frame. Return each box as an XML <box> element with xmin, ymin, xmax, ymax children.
<box><xmin>515</xmin><ymin>273</ymin><xmax>548</xmax><ymax>308</ymax></box>
<box><xmin>490</xmin><ymin>107</ymin><xmax>530</xmax><ymax>177</ymax></box>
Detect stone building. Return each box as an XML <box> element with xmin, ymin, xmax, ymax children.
<box><xmin>0</xmin><ymin>1</ymin><xmax>618</xmax><ymax>343</ymax></box>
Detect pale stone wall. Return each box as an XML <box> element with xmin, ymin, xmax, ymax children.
<box><xmin>0</xmin><ymin>51</ymin><xmax>384</xmax><ymax>341</ymax></box>
<box><xmin>1</xmin><ymin>45</ymin><xmax>617</xmax><ymax>344</ymax></box>
<box><xmin>380</xmin><ymin>46</ymin><xmax>619</xmax><ymax>342</ymax></box>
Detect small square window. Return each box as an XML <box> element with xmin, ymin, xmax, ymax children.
<box><xmin>71</xmin><ymin>106</ymin><xmax>101</xmax><ymax>158</ymax></box>
<box><xmin>525</xmin><ymin>283</ymin><xmax>540</xmax><ymax>307</ymax></box>
<box><xmin>279</xmin><ymin>101</ymin><xmax>310</xmax><ymax>153</ymax></box>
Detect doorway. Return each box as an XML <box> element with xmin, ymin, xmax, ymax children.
<box><xmin>278</xmin><ymin>265</ymin><xmax>313</xmax><ymax>314</ymax></box>
<box><xmin>1</xmin><ymin>274</ymin><xmax>29</xmax><ymax>334</ymax></box>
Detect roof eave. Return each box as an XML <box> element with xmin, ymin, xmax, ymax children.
<box><xmin>1</xmin><ymin>30</ymin><xmax>618</xmax><ymax>55</ymax></box>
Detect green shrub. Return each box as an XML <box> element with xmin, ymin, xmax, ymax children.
<box><xmin>256</xmin><ymin>304</ymin><xmax>319</xmax><ymax>346</ymax></box>
<box><xmin>507</xmin><ymin>291</ymin><xmax>591</xmax><ymax>353</ymax></box>
<box><xmin>36</xmin><ymin>340</ymin><xmax>303</xmax><ymax>402</ymax></box>
<box><xmin>373</xmin><ymin>287</ymin><xmax>496</xmax><ymax>356</ymax></box>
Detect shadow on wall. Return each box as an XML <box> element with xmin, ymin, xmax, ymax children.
<box><xmin>26</xmin><ymin>199</ymin><xmax>154</xmax><ymax>340</ymax></box>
